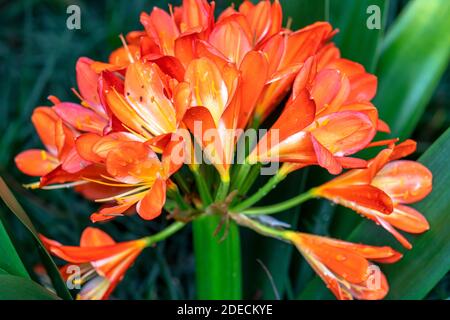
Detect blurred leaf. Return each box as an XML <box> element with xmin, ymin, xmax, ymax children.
<box><xmin>299</xmin><ymin>127</ymin><xmax>450</xmax><ymax>299</ymax></box>
<box><xmin>0</xmin><ymin>177</ymin><xmax>72</xmax><ymax>300</ymax></box>
<box><xmin>0</xmin><ymin>275</ymin><xmax>59</xmax><ymax>300</ymax></box>
<box><xmin>279</xmin><ymin>0</ymin><xmax>328</xmax><ymax>29</ymax></box>
<box><xmin>374</xmin><ymin>0</ymin><xmax>450</xmax><ymax>139</ymax></box>
<box><xmin>329</xmin><ymin>0</ymin><xmax>389</xmax><ymax>71</ymax></box>
<box><xmin>0</xmin><ymin>218</ymin><xmax>29</xmax><ymax>278</ymax></box>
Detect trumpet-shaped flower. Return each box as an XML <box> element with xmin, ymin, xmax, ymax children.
<box><xmin>248</xmin><ymin>89</ymin><xmax>375</xmax><ymax>174</ymax></box>
<box><xmin>76</xmin><ymin>133</ymin><xmax>184</xmax><ymax>222</ymax></box>
<box><xmin>314</xmin><ymin>140</ymin><xmax>432</xmax><ymax>248</ymax></box>
<box><xmin>41</xmin><ymin>227</ymin><xmax>146</xmax><ymax>300</ymax></box>
<box><xmin>285</xmin><ymin>231</ymin><xmax>402</xmax><ymax>300</ymax></box>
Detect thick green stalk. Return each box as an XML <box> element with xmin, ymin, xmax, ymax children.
<box><xmin>241</xmin><ymin>190</ymin><xmax>315</xmax><ymax>215</ymax></box>
<box><xmin>191</xmin><ymin>168</ymin><xmax>242</xmax><ymax>299</ymax></box>
<box><xmin>193</xmin><ymin>215</ymin><xmax>242</xmax><ymax>299</ymax></box>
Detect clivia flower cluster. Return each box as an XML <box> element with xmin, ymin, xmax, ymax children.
<box><xmin>16</xmin><ymin>0</ymin><xmax>432</xmax><ymax>300</ymax></box>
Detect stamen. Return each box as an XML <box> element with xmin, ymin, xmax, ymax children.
<box><xmin>82</xmin><ymin>177</ymin><xmax>143</xmax><ymax>188</ymax></box>
<box><xmin>94</xmin><ymin>186</ymin><xmax>149</xmax><ymax>203</ymax></box>
<box><xmin>41</xmin><ymin>181</ymin><xmax>88</xmax><ymax>190</ymax></box>
<box><xmin>23</xmin><ymin>182</ymin><xmax>41</xmax><ymax>189</ymax></box>
<box><xmin>119</xmin><ymin>34</ymin><xmax>135</xmax><ymax>64</ymax></box>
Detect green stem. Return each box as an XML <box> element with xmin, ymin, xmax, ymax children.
<box><xmin>143</xmin><ymin>221</ymin><xmax>186</xmax><ymax>246</ymax></box>
<box><xmin>239</xmin><ymin>163</ymin><xmax>262</xmax><ymax>195</ymax></box>
<box><xmin>230</xmin><ymin>162</ymin><xmax>251</xmax><ymax>192</ymax></box>
<box><xmin>241</xmin><ymin>190</ymin><xmax>315</xmax><ymax>215</ymax></box>
<box><xmin>193</xmin><ymin>215</ymin><xmax>242</xmax><ymax>299</ymax></box>
<box><xmin>230</xmin><ymin>213</ymin><xmax>287</xmax><ymax>241</ymax></box>
<box><xmin>215</xmin><ymin>176</ymin><xmax>230</xmax><ymax>201</ymax></box>
<box><xmin>230</xmin><ymin>131</ymin><xmax>257</xmax><ymax>192</ymax></box>
<box><xmin>231</xmin><ymin>171</ymin><xmax>287</xmax><ymax>213</ymax></box>
<box><xmin>173</xmin><ymin>172</ymin><xmax>190</xmax><ymax>195</ymax></box>
<box><xmin>167</xmin><ymin>184</ymin><xmax>191</xmax><ymax>211</ymax></box>
<box><xmin>192</xmin><ymin>168</ymin><xmax>213</xmax><ymax>206</ymax></box>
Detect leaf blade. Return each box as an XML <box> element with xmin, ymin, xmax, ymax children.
<box><xmin>0</xmin><ymin>218</ymin><xmax>30</xmax><ymax>279</ymax></box>
<box><xmin>374</xmin><ymin>0</ymin><xmax>450</xmax><ymax>139</ymax></box>
<box><xmin>0</xmin><ymin>177</ymin><xmax>72</xmax><ymax>300</ymax></box>
<box><xmin>0</xmin><ymin>274</ymin><xmax>59</xmax><ymax>300</ymax></box>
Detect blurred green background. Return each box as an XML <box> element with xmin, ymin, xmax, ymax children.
<box><xmin>0</xmin><ymin>0</ymin><xmax>448</xmax><ymax>299</ymax></box>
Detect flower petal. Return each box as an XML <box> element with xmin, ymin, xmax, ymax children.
<box><xmin>382</xmin><ymin>204</ymin><xmax>429</xmax><ymax>234</ymax></box>
<box><xmin>185</xmin><ymin>58</ymin><xmax>230</xmax><ymax>125</ymax></box>
<box><xmin>106</xmin><ymin>141</ymin><xmax>161</xmax><ymax>184</ymax></box>
<box><xmin>53</xmin><ymin>102</ymin><xmax>108</xmax><ymax>134</ymax></box>
<box><xmin>75</xmin><ymin>133</ymin><xmax>104</xmax><ymax>163</ymax></box>
<box><xmin>124</xmin><ymin>62</ymin><xmax>177</xmax><ymax>136</ymax></box>
<box><xmin>15</xmin><ymin>149</ymin><xmax>59</xmax><ymax>177</ymax></box>
<box><xmin>140</xmin><ymin>8</ymin><xmax>179</xmax><ymax>56</ymax></box>
<box><xmin>311</xmin><ymin>134</ymin><xmax>342</xmax><ymax>174</ymax></box>
<box><xmin>31</xmin><ymin>107</ymin><xmax>60</xmax><ymax>155</ymax></box>
<box><xmin>318</xmin><ymin>184</ymin><xmax>394</xmax><ymax>215</ymax></box>
<box><xmin>80</xmin><ymin>227</ymin><xmax>116</xmax><ymax>247</ymax></box>
<box><xmin>372</xmin><ymin>160</ymin><xmax>432</xmax><ymax>204</ymax></box>
<box><xmin>310</xmin><ymin>111</ymin><xmax>375</xmax><ymax>157</ymax></box>
<box><xmin>136</xmin><ymin>178</ymin><xmax>166</xmax><ymax>220</ymax></box>
<box><xmin>209</xmin><ymin>17</ymin><xmax>252</xmax><ymax>65</ymax></box>
<box><xmin>237</xmin><ymin>51</ymin><xmax>269</xmax><ymax>129</ymax></box>
<box><xmin>295</xmin><ymin>233</ymin><xmax>370</xmax><ymax>283</ymax></box>
<box><xmin>75</xmin><ymin>57</ymin><xmax>102</xmax><ymax>112</ymax></box>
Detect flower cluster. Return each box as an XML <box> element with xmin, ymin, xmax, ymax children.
<box><xmin>16</xmin><ymin>0</ymin><xmax>432</xmax><ymax>300</ymax></box>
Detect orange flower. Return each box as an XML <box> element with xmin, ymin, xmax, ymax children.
<box><xmin>285</xmin><ymin>231</ymin><xmax>402</xmax><ymax>300</ymax></box>
<box><xmin>248</xmin><ymin>89</ymin><xmax>375</xmax><ymax>174</ymax></box>
<box><xmin>140</xmin><ymin>0</ymin><xmax>214</xmax><ymax>57</ymax></box>
<box><xmin>104</xmin><ymin>59</ymin><xmax>189</xmax><ymax>139</ymax></box>
<box><xmin>252</xmin><ymin>22</ymin><xmax>337</xmax><ymax>123</ymax></box>
<box><xmin>40</xmin><ymin>227</ymin><xmax>146</xmax><ymax>300</ymax></box>
<box><xmin>14</xmin><ymin>105</ymin><xmax>100</xmax><ymax>186</ymax></box>
<box><xmin>90</xmin><ymin>38</ymin><xmax>140</xmax><ymax>74</ymax></box>
<box><xmin>15</xmin><ymin>107</ymin><xmax>72</xmax><ymax>178</ymax></box>
<box><xmin>314</xmin><ymin>140</ymin><xmax>432</xmax><ymax>249</ymax></box>
<box><xmin>248</xmin><ymin>49</ymin><xmax>387</xmax><ymax>174</ymax></box>
<box><xmin>75</xmin><ymin>133</ymin><xmax>185</xmax><ymax>222</ymax></box>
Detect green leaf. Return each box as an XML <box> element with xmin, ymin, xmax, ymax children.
<box><xmin>0</xmin><ymin>177</ymin><xmax>72</xmax><ymax>300</ymax></box>
<box><xmin>329</xmin><ymin>0</ymin><xmax>389</xmax><ymax>71</ymax></box>
<box><xmin>0</xmin><ymin>275</ymin><xmax>59</xmax><ymax>300</ymax></box>
<box><xmin>279</xmin><ymin>0</ymin><xmax>328</xmax><ymax>29</ymax></box>
<box><xmin>193</xmin><ymin>216</ymin><xmax>242</xmax><ymax>299</ymax></box>
<box><xmin>374</xmin><ymin>0</ymin><xmax>450</xmax><ymax>139</ymax></box>
<box><xmin>330</xmin><ymin>0</ymin><xmax>450</xmax><ymax>241</ymax></box>
<box><xmin>0</xmin><ymin>218</ymin><xmax>29</xmax><ymax>278</ymax></box>
<box><xmin>299</xmin><ymin>128</ymin><xmax>450</xmax><ymax>299</ymax></box>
